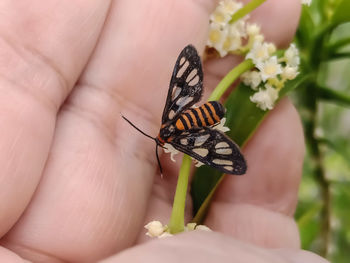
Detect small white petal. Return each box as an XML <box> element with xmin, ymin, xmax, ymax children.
<box><xmin>256</xmin><ymin>56</ymin><xmax>283</xmax><ymax>82</ymax></box>
<box><xmin>266</xmin><ymin>42</ymin><xmax>276</xmax><ymax>55</ymax></box>
<box><xmin>213</xmin><ymin>117</ymin><xmax>230</xmax><ymax>132</ymax></box>
<box><xmin>219</xmin><ymin>0</ymin><xmax>243</xmax><ymax>15</ymax></box>
<box><xmin>246</xmin><ymin>41</ymin><xmax>270</xmax><ymax>65</ymax></box>
<box><xmin>210</xmin><ymin>5</ymin><xmax>231</xmax><ymax>26</ymax></box>
<box><xmin>250</xmin><ymin>84</ymin><xmax>279</xmax><ymax>111</ymax></box>
<box><xmin>282</xmin><ymin>66</ymin><xmax>299</xmax><ymax>80</ymax></box>
<box><xmin>253</xmin><ymin>34</ymin><xmax>264</xmax><ymax>43</ymax></box>
<box><xmin>145</xmin><ymin>221</ymin><xmax>165</xmax><ymax>237</ymax></box>
<box><xmin>207</xmin><ymin>23</ymin><xmax>229</xmax><ymax>57</ymax></box>
<box><xmin>247</xmin><ymin>23</ymin><xmax>260</xmax><ymax>36</ymax></box>
<box><xmin>241</xmin><ymin>70</ymin><xmax>261</xmax><ymax>90</ymax></box>
<box><xmin>196</xmin><ymin>225</ymin><xmax>212</xmax><ymax>231</ymax></box>
<box><xmin>221</xmin><ymin>34</ymin><xmax>242</xmax><ymax>55</ymax></box>
<box><xmin>301</xmin><ymin>0</ymin><xmax>312</xmax><ymax>6</ymax></box>
<box><xmin>163</xmin><ymin>143</ymin><xmax>179</xmax><ymax>162</ymax></box>
<box><xmin>186</xmin><ymin>223</ymin><xmax>197</xmax><ymax>231</ymax></box>
<box><xmin>284</xmin><ymin>43</ymin><xmax>300</xmax><ymax>67</ymax></box>
<box><xmin>230</xmin><ymin>20</ymin><xmax>247</xmax><ymax>38</ymax></box>
<box><xmin>158</xmin><ymin>232</ymin><xmax>173</xmax><ymax>238</ymax></box>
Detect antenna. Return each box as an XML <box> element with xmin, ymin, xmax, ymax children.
<box><xmin>121</xmin><ymin>115</ymin><xmax>155</xmax><ymax>141</ymax></box>
<box><xmin>121</xmin><ymin>114</ymin><xmax>163</xmax><ymax>175</ymax></box>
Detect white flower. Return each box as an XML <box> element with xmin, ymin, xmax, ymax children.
<box><xmin>246</xmin><ymin>23</ymin><xmax>260</xmax><ymax>36</ymax></box>
<box><xmin>158</xmin><ymin>232</ymin><xmax>173</xmax><ymax>238</ymax></box>
<box><xmin>301</xmin><ymin>0</ymin><xmax>312</xmax><ymax>6</ymax></box>
<box><xmin>230</xmin><ymin>20</ymin><xmax>247</xmax><ymax>38</ymax></box>
<box><xmin>219</xmin><ymin>0</ymin><xmax>243</xmax><ymax>15</ymax></box>
<box><xmin>186</xmin><ymin>223</ymin><xmax>197</xmax><ymax>231</ymax></box>
<box><xmin>207</xmin><ymin>23</ymin><xmax>229</xmax><ymax>56</ymax></box>
<box><xmin>145</xmin><ymin>221</ymin><xmax>166</xmax><ymax>237</ymax></box>
<box><xmin>266</xmin><ymin>42</ymin><xmax>276</xmax><ymax>55</ymax></box>
<box><xmin>256</xmin><ymin>56</ymin><xmax>283</xmax><ymax>82</ymax></box>
<box><xmin>221</xmin><ymin>34</ymin><xmax>242</xmax><ymax>56</ymax></box>
<box><xmin>253</xmin><ymin>34</ymin><xmax>264</xmax><ymax>43</ymax></box>
<box><xmin>210</xmin><ymin>5</ymin><xmax>231</xmax><ymax>26</ymax></box>
<box><xmin>282</xmin><ymin>66</ymin><xmax>299</xmax><ymax>80</ymax></box>
<box><xmin>241</xmin><ymin>70</ymin><xmax>261</xmax><ymax>90</ymax></box>
<box><xmin>213</xmin><ymin>117</ymin><xmax>230</xmax><ymax>133</ymax></box>
<box><xmin>195</xmin><ymin>225</ymin><xmax>212</xmax><ymax>231</ymax></box>
<box><xmin>246</xmin><ymin>41</ymin><xmax>270</xmax><ymax>64</ymax></box>
<box><xmin>250</xmin><ymin>84</ymin><xmax>279</xmax><ymax>111</ymax></box>
<box><xmin>284</xmin><ymin>43</ymin><xmax>300</xmax><ymax>67</ymax></box>
<box><xmin>163</xmin><ymin>143</ymin><xmax>179</xmax><ymax>162</ymax></box>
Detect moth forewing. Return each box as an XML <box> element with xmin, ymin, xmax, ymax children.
<box><xmin>161</xmin><ymin>45</ymin><xmax>204</xmax><ymax>124</ymax></box>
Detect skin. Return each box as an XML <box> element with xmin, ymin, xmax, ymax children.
<box><xmin>0</xmin><ymin>0</ymin><xmax>329</xmax><ymax>262</ymax></box>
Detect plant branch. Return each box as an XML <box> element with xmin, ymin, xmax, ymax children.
<box><xmin>168</xmin><ymin>155</ymin><xmax>192</xmax><ymax>233</ymax></box>
<box><xmin>229</xmin><ymin>0</ymin><xmax>266</xmax><ymax>24</ymax></box>
<box><xmin>209</xmin><ymin>59</ymin><xmax>254</xmax><ymax>101</ymax></box>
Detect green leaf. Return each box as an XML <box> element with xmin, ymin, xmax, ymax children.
<box><xmin>191</xmin><ymin>74</ymin><xmax>309</xmax><ymax>223</ymax></box>
<box><xmin>332</xmin><ymin>0</ymin><xmax>350</xmax><ymax>25</ymax></box>
<box><xmin>296</xmin><ymin>6</ymin><xmax>315</xmax><ymax>48</ymax></box>
<box><xmin>327</xmin><ymin>36</ymin><xmax>350</xmax><ymax>52</ymax></box>
<box><xmin>319</xmin><ymin>138</ymin><xmax>350</xmax><ymax>165</ymax></box>
<box><xmin>191</xmin><ymin>83</ymin><xmax>266</xmax><ymax>222</ymax></box>
<box><xmin>316</xmin><ymin>85</ymin><xmax>350</xmax><ymax>106</ymax></box>
<box><xmin>298</xmin><ymin>202</ymin><xmax>322</xmax><ymax>249</ymax></box>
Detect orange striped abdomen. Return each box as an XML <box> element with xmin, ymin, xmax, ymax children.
<box><xmin>175</xmin><ymin>101</ymin><xmax>225</xmax><ymax>130</ymax></box>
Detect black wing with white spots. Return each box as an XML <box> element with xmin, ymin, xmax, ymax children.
<box><xmin>161</xmin><ymin>45</ymin><xmax>203</xmax><ymax>124</ymax></box>
<box><xmin>170</xmin><ymin>127</ymin><xmax>247</xmax><ymax>175</ymax></box>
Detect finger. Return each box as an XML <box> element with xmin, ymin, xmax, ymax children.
<box><xmin>0</xmin><ymin>0</ymin><xmax>110</xmax><ymax>236</ymax></box>
<box><xmin>2</xmin><ymin>0</ymin><xmax>218</xmax><ymax>262</ymax></box>
<box><xmin>205</xmin><ymin>99</ymin><xmax>304</xmax><ymax>248</ymax></box>
<box><xmin>0</xmin><ymin>246</ymin><xmax>30</xmax><ymax>263</ymax></box>
<box><xmin>102</xmin><ymin>231</ymin><xmax>329</xmax><ymax>263</ymax></box>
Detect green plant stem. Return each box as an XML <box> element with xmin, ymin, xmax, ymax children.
<box><xmin>209</xmin><ymin>59</ymin><xmax>254</xmax><ymax>101</ymax></box>
<box><xmin>229</xmin><ymin>0</ymin><xmax>266</xmax><ymax>24</ymax></box>
<box><xmin>168</xmin><ymin>155</ymin><xmax>192</xmax><ymax>234</ymax></box>
<box><xmin>304</xmin><ymin>83</ymin><xmax>331</xmax><ymax>258</ymax></box>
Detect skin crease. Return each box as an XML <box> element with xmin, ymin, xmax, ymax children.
<box><xmin>0</xmin><ymin>0</ymin><xmax>329</xmax><ymax>262</ymax></box>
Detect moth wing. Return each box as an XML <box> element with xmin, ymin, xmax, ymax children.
<box><xmin>161</xmin><ymin>45</ymin><xmax>203</xmax><ymax>124</ymax></box>
<box><xmin>170</xmin><ymin>127</ymin><xmax>247</xmax><ymax>175</ymax></box>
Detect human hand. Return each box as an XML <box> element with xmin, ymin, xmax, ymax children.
<box><xmin>0</xmin><ymin>0</ymin><xmax>329</xmax><ymax>262</ymax></box>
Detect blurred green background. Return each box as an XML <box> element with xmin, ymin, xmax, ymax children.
<box><xmin>293</xmin><ymin>1</ymin><xmax>350</xmax><ymax>261</ymax></box>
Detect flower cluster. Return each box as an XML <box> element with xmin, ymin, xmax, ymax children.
<box><xmin>207</xmin><ymin>0</ymin><xmax>301</xmax><ymax>111</ymax></box>
<box><xmin>243</xmin><ymin>43</ymin><xmax>300</xmax><ymax>110</ymax></box>
<box><xmin>207</xmin><ymin>0</ymin><xmax>247</xmax><ymax>57</ymax></box>
<box><xmin>144</xmin><ymin>221</ymin><xmax>211</xmax><ymax>238</ymax></box>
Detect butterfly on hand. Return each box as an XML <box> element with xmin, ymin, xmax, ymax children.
<box><xmin>122</xmin><ymin>45</ymin><xmax>247</xmax><ymax>175</ymax></box>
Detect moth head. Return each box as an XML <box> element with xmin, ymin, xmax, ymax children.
<box><xmin>159</xmin><ymin>124</ymin><xmax>175</xmax><ymax>139</ymax></box>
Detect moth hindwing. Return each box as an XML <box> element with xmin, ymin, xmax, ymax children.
<box><xmin>169</xmin><ymin>127</ymin><xmax>247</xmax><ymax>175</ymax></box>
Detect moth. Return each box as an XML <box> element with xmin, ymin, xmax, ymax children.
<box><xmin>122</xmin><ymin>45</ymin><xmax>247</xmax><ymax>175</ymax></box>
